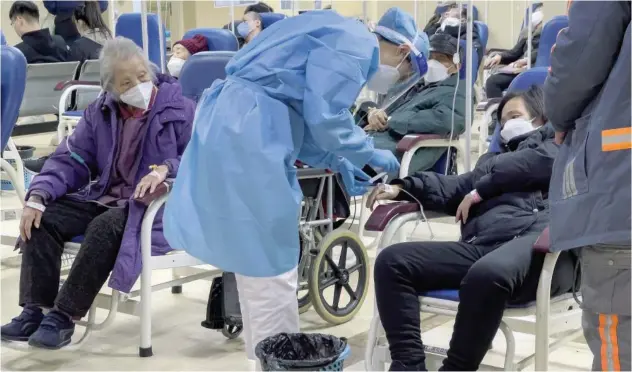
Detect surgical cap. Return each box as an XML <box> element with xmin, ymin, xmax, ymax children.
<box><xmin>374</xmin><ymin>7</ymin><xmax>430</xmax><ymax>59</ymax></box>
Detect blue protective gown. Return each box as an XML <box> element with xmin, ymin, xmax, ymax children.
<box><xmin>164</xmin><ymin>11</ymin><xmax>379</xmax><ymax>277</ymax></box>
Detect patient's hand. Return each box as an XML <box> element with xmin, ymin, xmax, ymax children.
<box><xmin>366</xmin><ymin>184</ymin><xmax>402</xmax><ymax>211</ymax></box>
<box><xmin>367</xmin><ymin>108</ymin><xmax>388</xmax><ymax>132</ymax></box>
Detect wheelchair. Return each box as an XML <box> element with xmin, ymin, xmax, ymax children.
<box><xmin>296</xmin><ymin>163</ymin><xmax>370</xmax><ymax>325</ymax></box>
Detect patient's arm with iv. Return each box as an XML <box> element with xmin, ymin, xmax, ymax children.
<box><xmin>392</xmin><ymin>165</ymin><xmax>486</xmax><ymax>216</ymax></box>
<box><xmin>26</xmin><ymin>115</ymin><xmax>97</xmax><ymax>203</ymax></box>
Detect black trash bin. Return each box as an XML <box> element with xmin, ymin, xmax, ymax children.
<box><xmin>255</xmin><ymin>333</ymin><xmax>350</xmax><ymax>371</ymax></box>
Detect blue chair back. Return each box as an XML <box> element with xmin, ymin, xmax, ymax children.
<box><xmin>261</xmin><ymin>13</ymin><xmax>287</xmax><ymax>29</ymax></box>
<box><xmin>183</xmin><ymin>28</ymin><xmax>238</xmax><ymax>52</ymax></box>
<box><xmin>115</xmin><ymin>13</ymin><xmax>167</xmax><ymax>69</ymax></box>
<box><xmin>458</xmin><ymin>39</ymin><xmax>480</xmax><ymax>84</ymax></box>
<box><xmin>535</xmin><ymin>15</ymin><xmax>568</xmax><ymax>67</ymax></box>
<box><xmin>180</xmin><ymin>51</ymin><xmax>235</xmax><ymax>103</ymax></box>
<box><xmin>0</xmin><ymin>31</ymin><xmax>6</xmax><ymax>46</ymax></box>
<box><xmin>488</xmin><ymin>67</ymin><xmax>549</xmax><ymax>151</ymax></box>
<box><xmin>1</xmin><ymin>46</ymin><xmax>27</xmax><ymax>151</ymax></box>
<box><xmin>475</xmin><ymin>21</ymin><xmax>488</xmax><ymax>52</ymax></box>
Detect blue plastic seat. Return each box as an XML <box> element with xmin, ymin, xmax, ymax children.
<box><xmin>458</xmin><ymin>39</ymin><xmax>480</xmax><ymax>84</ymax></box>
<box><xmin>534</xmin><ymin>15</ymin><xmax>568</xmax><ymax>67</ymax></box>
<box><xmin>1</xmin><ymin>31</ymin><xmax>6</xmax><ymax>46</ymax></box>
<box><xmin>1</xmin><ymin>46</ymin><xmax>27</xmax><ymax>151</ymax></box>
<box><xmin>63</xmin><ymin>110</ymin><xmax>84</xmax><ymax>117</ymax></box>
<box><xmin>182</xmin><ymin>28</ymin><xmax>238</xmax><ymax>52</ymax></box>
<box><xmin>115</xmin><ymin>13</ymin><xmax>167</xmax><ymax>69</ymax></box>
<box><xmin>261</xmin><ymin>13</ymin><xmax>287</xmax><ymax>29</ymax></box>
<box><xmin>420</xmin><ymin>289</ymin><xmax>564</xmax><ymax>309</ymax></box>
<box><xmin>179</xmin><ymin>51</ymin><xmax>235</xmax><ymax>103</ymax></box>
<box><xmin>475</xmin><ymin>21</ymin><xmax>488</xmax><ymax>53</ymax></box>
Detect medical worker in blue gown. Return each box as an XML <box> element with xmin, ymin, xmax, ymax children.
<box><xmin>164</xmin><ymin>7</ymin><xmax>427</xmax><ymax>367</ymax></box>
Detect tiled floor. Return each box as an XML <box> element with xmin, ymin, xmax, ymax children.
<box><xmin>1</xmin><ymin>132</ymin><xmax>592</xmax><ymax>371</ymax></box>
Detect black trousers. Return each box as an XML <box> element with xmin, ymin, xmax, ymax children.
<box><xmin>374</xmin><ymin>234</ymin><xmax>576</xmax><ymax>371</ymax></box>
<box><xmin>19</xmin><ymin>198</ymin><xmax>128</xmax><ymax>318</ymax></box>
<box><xmin>485</xmin><ymin>73</ymin><xmax>517</xmax><ymax>99</ymax></box>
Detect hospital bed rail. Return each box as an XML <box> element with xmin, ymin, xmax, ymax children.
<box><xmin>363</xmin><ymin>202</ymin><xmax>583</xmax><ymax>371</ymax></box>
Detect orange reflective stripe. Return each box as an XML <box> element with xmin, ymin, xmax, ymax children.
<box><xmin>599</xmin><ymin>314</ymin><xmax>622</xmax><ymax>371</ymax></box>
<box><xmin>610</xmin><ymin>315</ymin><xmax>621</xmax><ymax>371</ymax></box>
<box><xmin>600</xmin><ymin>314</ymin><xmax>608</xmax><ymax>371</ymax></box>
<box><xmin>602</xmin><ymin>127</ymin><xmax>632</xmax><ymax>152</ymax></box>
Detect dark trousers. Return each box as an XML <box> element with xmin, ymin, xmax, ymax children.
<box><xmin>19</xmin><ymin>198</ymin><xmax>128</xmax><ymax>318</ymax></box>
<box><xmin>485</xmin><ymin>73</ymin><xmax>517</xmax><ymax>99</ymax></box>
<box><xmin>374</xmin><ymin>234</ymin><xmax>576</xmax><ymax>371</ymax></box>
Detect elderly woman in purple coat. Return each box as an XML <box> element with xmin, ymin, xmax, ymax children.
<box><xmin>1</xmin><ymin>37</ymin><xmax>195</xmax><ymax>349</ymax></box>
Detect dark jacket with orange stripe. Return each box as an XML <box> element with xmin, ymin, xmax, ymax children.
<box><xmin>543</xmin><ymin>0</ymin><xmax>631</xmax><ymax>251</ymax></box>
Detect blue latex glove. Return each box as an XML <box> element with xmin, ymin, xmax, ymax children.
<box><xmin>368</xmin><ymin>149</ymin><xmax>400</xmax><ymax>173</ymax></box>
<box><xmin>338</xmin><ymin>159</ymin><xmax>372</xmax><ymax>197</ymax></box>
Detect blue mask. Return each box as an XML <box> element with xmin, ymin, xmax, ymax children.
<box><xmin>237</xmin><ymin>22</ymin><xmax>251</xmax><ymax>39</ymax></box>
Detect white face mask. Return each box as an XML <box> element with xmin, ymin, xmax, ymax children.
<box><xmin>367</xmin><ymin>53</ymin><xmax>408</xmax><ymax>94</ymax></box>
<box><xmin>500</xmin><ymin>118</ymin><xmax>536</xmax><ymax>142</ymax></box>
<box><xmin>167</xmin><ymin>57</ymin><xmax>186</xmax><ymax>78</ymax></box>
<box><xmin>441</xmin><ymin>17</ymin><xmax>461</xmax><ymax>31</ymax></box>
<box><xmin>530</xmin><ymin>11</ymin><xmax>543</xmax><ymax>27</ymax></box>
<box><xmin>424</xmin><ymin>59</ymin><xmax>450</xmax><ymax>83</ymax></box>
<box><xmin>120</xmin><ymin>81</ymin><xmax>154</xmax><ymax>110</ymax></box>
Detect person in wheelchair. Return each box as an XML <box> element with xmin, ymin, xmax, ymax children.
<box><xmin>366</xmin><ymin>85</ymin><xmax>578</xmax><ymax>371</ymax></box>
<box><xmin>360</xmin><ymin>33</ymin><xmax>467</xmax><ymax>178</ymax></box>
<box><xmin>0</xmin><ymin>37</ymin><xmax>195</xmax><ymax>349</ymax></box>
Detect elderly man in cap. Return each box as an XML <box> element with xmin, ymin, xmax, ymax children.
<box><xmin>361</xmin><ymin>33</ymin><xmax>468</xmax><ymax>178</ymax></box>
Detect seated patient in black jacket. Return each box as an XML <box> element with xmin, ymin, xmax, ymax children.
<box><xmin>9</xmin><ymin>1</ymin><xmax>69</xmax><ymax>64</ymax></box>
<box><xmin>367</xmin><ymin>86</ymin><xmax>578</xmax><ymax>371</ymax></box>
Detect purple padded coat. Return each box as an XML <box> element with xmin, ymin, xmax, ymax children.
<box><xmin>26</xmin><ymin>74</ymin><xmax>195</xmax><ymax>293</ymax></box>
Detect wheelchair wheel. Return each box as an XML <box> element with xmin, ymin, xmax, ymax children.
<box><xmin>308</xmin><ymin>229</ymin><xmax>369</xmax><ymax>325</ymax></box>
<box><xmin>221</xmin><ymin>324</ymin><xmax>243</xmax><ymax>340</ymax></box>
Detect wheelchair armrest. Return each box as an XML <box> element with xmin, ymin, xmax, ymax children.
<box><xmin>365</xmin><ymin>202</ymin><xmax>420</xmax><ymax>232</ymax></box>
<box><xmin>135</xmin><ymin>180</ymin><xmax>173</xmax><ymax>206</ymax></box>
<box><xmin>533</xmin><ymin>227</ymin><xmax>551</xmax><ymax>253</ymax></box>
<box><xmin>54</xmin><ymin>80</ymin><xmax>101</xmax><ymax>91</ymax></box>
<box><xmin>396</xmin><ymin>134</ymin><xmax>446</xmax><ymax>153</ymax></box>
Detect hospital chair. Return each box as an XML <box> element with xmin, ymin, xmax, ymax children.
<box><xmin>357</xmin><ymin>40</ymin><xmax>480</xmax><ymax>249</ymax></box>
<box><xmin>1</xmin><ymin>45</ymin><xmax>28</xmax><ymax>204</ymax></box>
<box><xmin>56</xmin><ymin>60</ymin><xmax>102</xmax><ymax>142</ymax></box>
<box><xmin>115</xmin><ymin>13</ymin><xmax>167</xmax><ymax>69</ymax></box>
<box><xmin>19</xmin><ymin>62</ymin><xmax>81</xmax><ymax>121</ymax></box>
<box><xmin>478</xmin><ymin>67</ymin><xmax>549</xmax><ymax>155</ymax></box>
<box><xmin>35</xmin><ymin>56</ymin><xmax>225</xmax><ymax>359</ymax></box>
<box><xmin>534</xmin><ymin>15</ymin><xmax>568</xmax><ymax>67</ymax></box>
<box><xmin>396</xmin><ymin>39</ymin><xmax>480</xmax><ymax>178</ymax></box>
<box><xmin>182</xmin><ymin>28</ymin><xmax>239</xmax><ymax>51</ymax></box>
<box><xmin>364</xmin><ymin>205</ymin><xmax>583</xmax><ymax>371</ymax></box>
<box><xmin>261</xmin><ymin>13</ymin><xmax>287</xmax><ymax>28</ymax></box>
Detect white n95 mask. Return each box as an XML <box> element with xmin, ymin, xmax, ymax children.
<box><xmin>424</xmin><ymin>59</ymin><xmax>450</xmax><ymax>84</ymax></box>
<box><xmin>367</xmin><ymin>64</ymin><xmax>401</xmax><ymax>94</ymax></box>
<box><xmin>531</xmin><ymin>11</ymin><xmax>543</xmax><ymax>26</ymax></box>
<box><xmin>167</xmin><ymin>57</ymin><xmax>186</xmax><ymax>78</ymax></box>
<box><xmin>500</xmin><ymin>118</ymin><xmax>536</xmax><ymax>142</ymax></box>
<box><xmin>120</xmin><ymin>81</ymin><xmax>154</xmax><ymax>110</ymax></box>
<box><xmin>441</xmin><ymin>17</ymin><xmax>461</xmax><ymax>31</ymax></box>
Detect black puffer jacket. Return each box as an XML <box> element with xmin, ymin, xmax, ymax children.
<box><xmin>393</xmin><ymin>124</ymin><xmax>557</xmax><ymax>246</ymax></box>
<box><xmin>15</xmin><ymin>29</ymin><xmax>69</xmax><ymax>64</ymax></box>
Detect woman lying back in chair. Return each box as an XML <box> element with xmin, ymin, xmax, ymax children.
<box><xmin>366</xmin><ymin>85</ymin><xmax>578</xmax><ymax>371</ymax></box>
<box><xmin>1</xmin><ymin>37</ymin><xmax>195</xmax><ymax>350</ymax></box>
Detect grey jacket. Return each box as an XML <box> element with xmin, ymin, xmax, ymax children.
<box><xmin>544</xmin><ymin>1</ymin><xmax>631</xmax><ymax>252</ymax></box>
